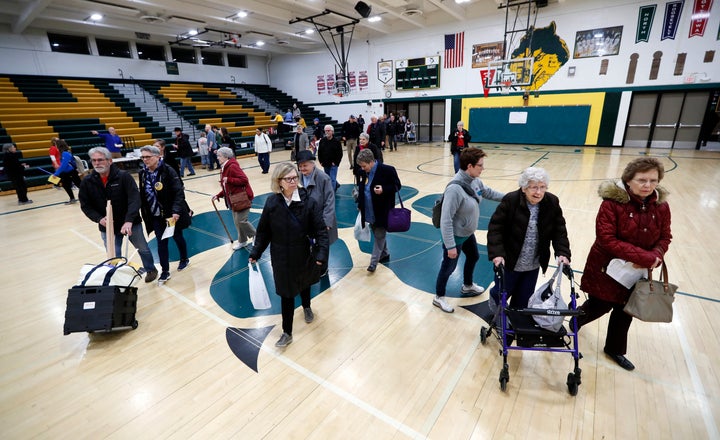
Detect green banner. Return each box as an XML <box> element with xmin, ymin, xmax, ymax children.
<box><xmin>636</xmin><ymin>4</ymin><xmax>656</xmax><ymax>43</ymax></box>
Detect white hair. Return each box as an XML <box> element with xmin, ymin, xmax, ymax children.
<box><xmin>518</xmin><ymin>167</ymin><xmax>550</xmax><ymax>188</ymax></box>
<box><xmin>324</xmin><ymin>124</ymin><xmax>334</xmax><ymax>132</ymax></box>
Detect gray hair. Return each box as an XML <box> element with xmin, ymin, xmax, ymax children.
<box><xmin>324</xmin><ymin>124</ymin><xmax>334</xmax><ymax>132</ymax></box>
<box><xmin>518</xmin><ymin>167</ymin><xmax>550</xmax><ymax>189</ymax></box>
<box><xmin>359</xmin><ymin>132</ymin><xmax>369</xmax><ymax>141</ymax></box>
<box><xmin>88</xmin><ymin>146</ymin><xmax>112</xmax><ymax>159</ymax></box>
<box><xmin>217</xmin><ymin>147</ymin><xmax>235</xmax><ymax>159</ymax></box>
<box><xmin>140</xmin><ymin>145</ymin><xmax>161</xmax><ymax>156</ymax></box>
<box><xmin>2</xmin><ymin>143</ymin><xmax>14</xmax><ymax>153</ymax></box>
<box><xmin>356</xmin><ymin>148</ymin><xmax>375</xmax><ymax>164</ymax></box>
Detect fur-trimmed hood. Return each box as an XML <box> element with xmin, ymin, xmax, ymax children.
<box><xmin>598</xmin><ymin>179</ymin><xmax>669</xmax><ymax>204</ymax></box>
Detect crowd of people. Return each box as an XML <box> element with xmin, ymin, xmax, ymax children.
<box><xmin>3</xmin><ymin>116</ymin><xmax>672</xmax><ymax>371</ymax></box>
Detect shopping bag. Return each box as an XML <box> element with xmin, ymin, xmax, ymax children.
<box><xmin>248</xmin><ymin>262</ymin><xmax>272</xmax><ymax>310</ymax></box>
<box><xmin>353</xmin><ymin>212</ymin><xmax>370</xmax><ymax>242</ymax></box>
<box><xmin>528</xmin><ymin>263</ymin><xmax>567</xmax><ymax>332</ymax></box>
<box><xmin>623</xmin><ymin>262</ymin><xmax>677</xmax><ymax>322</ymax></box>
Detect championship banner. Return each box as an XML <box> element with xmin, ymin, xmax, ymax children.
<box><xmin>326</xmin><ymin>74</ymin><xmax>335</xmax><ymax>95</ymax></box>
<box><xmin>689</xmin><ymin>0</ymin><xmax>714</xmax><ymax>38</ymax></box>
<box><xmin>636</xmin><ymin>4</ymin><xmax>657</xmax><ymax>42</ymax></box>
<box><xmin>661</xmin><ymin>0</ymin><xmax>684</xmax><ymax>40</ymax></box>
<box><xmin>316</xmin><ymin>75</ymin><xmax>325</xmax><ymax>94</ymax></box>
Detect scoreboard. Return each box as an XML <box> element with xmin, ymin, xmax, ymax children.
<box><xmin>395</xmin><ymin>56</ymin><xmax>440</xmax><ymax>91</ymax></box>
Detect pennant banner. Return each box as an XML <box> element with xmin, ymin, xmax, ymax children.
<box><xmin>636</xmin><ymin>4</ymin><xmax>657</xmax><ymax>42</ymax></box>
<box><xmin>689</xmin><ymin>0</ymin><xmax>714</xmax><ymax>37</ymax></box>
<box><xmin>661</xmin><ymin>0</ymin><xmax>684</xmax><ymax>40</ymax></box>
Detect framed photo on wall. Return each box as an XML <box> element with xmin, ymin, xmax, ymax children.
<box><xmin>573</xmin><ymin>26</ymin><xmax>623</xmax><ymax>59</ymax></box>
<box><xmin>472</xmin><ymin>41</ymin><xmax>504</xmax><ymax>68</ymax></box>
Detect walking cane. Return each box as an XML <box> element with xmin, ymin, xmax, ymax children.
<box><xmin>211</xmin><ymin>197</ymin><xmax>234</xmax><ymax>244</ymax></box>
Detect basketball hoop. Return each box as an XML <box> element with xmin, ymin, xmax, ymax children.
<box><xmin>500</xmin><ymin>81</ymin><xmax>512</xmax><ymax>95</ymax></box>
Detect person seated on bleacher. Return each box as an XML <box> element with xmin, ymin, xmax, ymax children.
<box><xmin>91</xmin><ymin>127</ymin><xmax>123</xmax><ymax>158</ymax></box>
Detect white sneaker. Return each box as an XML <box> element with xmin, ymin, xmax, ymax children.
<box><xmin>433</xmin><ymin>295</ymin><xmax>454</xmax><ymax>313</ymax></box>
<box><xmin>232</xmin><ymin>241</ymin><xmax>242</xmax><ymax>250</ymax></box>
<box><xmin>461</xmin><ymin>283</ymin><xmax>485</xmax><ymax>297</ymax></box>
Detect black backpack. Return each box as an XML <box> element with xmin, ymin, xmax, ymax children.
<box><xmin>432</xmin><ymin>182</ymin><xmax>478</xmax><ymax>228</ymax></box>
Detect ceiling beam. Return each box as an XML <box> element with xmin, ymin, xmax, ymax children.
<box><xmin>13</xmin><ymin>0</ymin><xmax>53</xmax><ymax>33</ymax></box>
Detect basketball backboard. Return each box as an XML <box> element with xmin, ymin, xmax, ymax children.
<box><xmin>484</xmin><ymin>57</ymin><xmax>534</xmax><ymax>89</ymax></box>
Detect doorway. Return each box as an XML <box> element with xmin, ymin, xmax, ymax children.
<box><xmin>624</xmin><ymin>90</ymin><xmax>711</xmax><ymax>149</ymax></box>
<box><xmin>398</xmin><ymin>101</ymin><xmax>446</xmax><ymax>143</ymax></box>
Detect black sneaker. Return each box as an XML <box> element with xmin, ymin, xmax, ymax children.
<box><xmin>177</xmin><ymin>259</ymin><xmax>190</xmax><ymax>271</ymax></box>
<box><xmin>304</xmin><ymin>307</ymin><xmax>314</xmax><ymax>323</ymax></box>
<box><xmin>158</xmin><ymin>271</ymin><xmax>171</xmax><ymax>285</ymax></box>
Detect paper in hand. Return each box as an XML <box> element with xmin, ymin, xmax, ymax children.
<box><xmin>161</xmin><ymin>217</ymin><xmax>176</xmax><ymax>240</ymax></box>
<box><xmin>606</xmin><ymin>258</ymin><xmax>646</xmax><ymax>288</ymax></box>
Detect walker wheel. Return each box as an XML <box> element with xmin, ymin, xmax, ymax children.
<box><xmin>132</xmin><ymin>320</ymin><xmax>139</xmax><ymax>330</ymax></box>
<box><xmin>480</xmin><ymin>327</ymin><xmax>488</xmax><ymax>345</ymax></box>
<box><xmin>567</xmin><ymin>372</ymin><xmax>579</xmax><ymax>396</ymax></box>
<box><xmin>500</xmin><ymin>377</ymin><xmax>508</xmax><ymax>392</ymax></box>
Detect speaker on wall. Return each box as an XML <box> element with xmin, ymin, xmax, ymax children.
<box><xmin>536</xmin><ymin>0</ymin><xmax>548</xmax><ymax>7</ymax></box>
<box><xmin>355</xmin><ymin>1</ymin><xmax>372</xmax><ymax>18</ymax></box>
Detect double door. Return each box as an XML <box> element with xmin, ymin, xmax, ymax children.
<box><xmin>624</xmin><ymin>91</ymin><xmax>709</xmax><ymax>149</ymax></box>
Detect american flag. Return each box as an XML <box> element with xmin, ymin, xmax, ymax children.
<box><xmin>444</xmin><ymin>32</ymin><xmax>464</xmax><ymax>68</ymax></box>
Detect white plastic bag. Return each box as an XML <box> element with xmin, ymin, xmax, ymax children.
<box><xmin>248</xmin><ymin>262</ymin><xmax>272</xmax><ymax>310</ymax></box>
<box><xmin>353</xmin><ymin>212</ymin><xmax>371</xmax><ymax>242</ymax></box>
<box><xmin>528</xmin><ymin>263</ymin><xmax>567</xmax><ymax>332</ymax></box>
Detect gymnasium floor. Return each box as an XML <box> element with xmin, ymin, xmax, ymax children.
<box><xmin>1</xmin><ymin>143</ymin><xmax>719</xmax><ymax>439</ymax></box>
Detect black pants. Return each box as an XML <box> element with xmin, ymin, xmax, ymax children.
<box><xmin>151</xmin><ymin>216</ymin><xmax>188</xmax><ymax>273</ymax></box>
<box><xmin>281</xmin><ymin>287</ymin><xmax>310</xmax><ymax>335</ymax></box>
<box><xmin>10</xmin><ymin>174</ymin><xmax>28</xmax><ymax>202</ymax></box>
<box><xmin>577</xmin><ymin>296</ymin><xmax>633</xmax><ymax>355</ymax></box>
<box><xmin>60</xmin><ymin>170</ymin><xmax>81</xmax><ymax>201</ymax></box>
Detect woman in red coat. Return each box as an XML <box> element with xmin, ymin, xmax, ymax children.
<box><xmin>212</xmin><ymin>147</ymin><xmax>256</xmax><ymax>250</ymax></box>
<box><xmin>579</xmin><ymin>157</ymin><xmax>672</xmax><ymax>371</ymax></box>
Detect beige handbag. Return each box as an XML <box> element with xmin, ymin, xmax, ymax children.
<box><xmin>623</xmin><ymin>262</ymin><xmax>677</xmax><ymax>322</ymax></box>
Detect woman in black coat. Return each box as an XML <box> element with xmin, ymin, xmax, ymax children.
<box><xmin>249</xmin><ymin>162</ymin><xmax>329</xmax><ymax>348</ymax></box>
<box><xmin>138</xmin><ymin>145</ymin><xmax>192</xmax><ymax>285</ymax></box>
<box><xmin>2</xmin><ymin>143</ymin><xmax>31</xmax><ymax>205</ymax></box>
<box><xmin>487</xmin><ymin>167</ymin><xmax>571</xmax><ymax>309</ymax></box>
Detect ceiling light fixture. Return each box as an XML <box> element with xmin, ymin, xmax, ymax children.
<box><xmin>237</xmin><ymin>11</ymin><xmax>248</xmax><ymax>18</ymax></box>
<box><xmin>368</xmin><ymin>16</ymin><xmax>381</xmax><ymax>22</ymax></box>
<box><xmin>305</xmin><ymin>29</ymin><xmax>314</xmax><ymax>35</ymax></box>
<box><xmin>455</xmin><ymin>0</ymin><xmax>471</xmax><ymax>3</ymax></box>
<box><xmin>90</xmin><ymin>13</ymin><xmax>103</xmax><ymax>21</ymax></box>
<box><xmin>256</xmin><ymin>40</ymin><xmax>265</xmax><ymax>46</ymax></box>
<box><xmin>188</xmin><ymin>29</ymin><xmax>198</xmax><ymax>36</ymax></box>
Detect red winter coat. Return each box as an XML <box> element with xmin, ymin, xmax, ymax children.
<box><xmin>215</xmin><ymin>157</ymin><xmax>253</xmax><ymax>209</ymax></box>
<box><xmin>580</xmin><ymin>180</ymin><xmax>672</xmax><ymax>304</ymax></box>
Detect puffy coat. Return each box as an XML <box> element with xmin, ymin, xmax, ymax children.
<box><xmin>215</xmin><ymin>157</ymin><xmax>254</xmax><ymax>209</ymax></box>
<box><xmin>79</xmin><ymin>164</ymin><xmax>143</xmax><ymax>234</ymax></box>
<box><xmin>487</xmin><ymin>188</ymin><xmax>571</xmax><ymax>274</ymax></box>
<box><xmin>249</xmin><ymin>189</ymin><xmax>329</xmax><ymax>297</ymax></box>
<box><xmin>581</xmin><ymin>180</ymin><xmax>672</xmax><ymax>303</ymax></box>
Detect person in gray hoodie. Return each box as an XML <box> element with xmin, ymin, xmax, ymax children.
<box><xmin>434</xmin><ymin>148</ymin><xmax>505</xmax><ymax>313</ymax></box>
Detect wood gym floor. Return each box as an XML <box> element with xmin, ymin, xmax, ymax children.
<box><xmin>1</xmin><ymin>143</ymin><xmax>719</xmax><ymax>439</ymax></box>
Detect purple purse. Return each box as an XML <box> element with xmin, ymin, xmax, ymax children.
<box><xmin>386</xmin><ymin>189</ymin><xmax>411</xmax><ymax>232</ymax></box>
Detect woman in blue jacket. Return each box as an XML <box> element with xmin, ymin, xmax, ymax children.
<box><xmin>52</xmin><ymin>139</ymin><xmax>82</xmax><ymax>204</ymax></box>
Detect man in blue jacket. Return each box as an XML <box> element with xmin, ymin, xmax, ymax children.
<box><xmin>91</xmin><ymin>127</ymin><xmax>123</xmax><ymax>158</ymax></box>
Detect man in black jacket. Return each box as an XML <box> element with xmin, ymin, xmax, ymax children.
<box><xmin>78</xmin><ymin>147</ymin><xmax>158</xmax><ymax>282</ymax></box>
<box><xmin>173</xmin><ymin>127</ymin><xmax>195</xmax><ymax>177</ymax></box>
<box><xmin>341</xmin><ymin>115</ymin><xmax>361</xmax><ymax>169</ymax></box>
<box><xmin>317</xmin><ymin>125</ymin><xmax>343</xmax><ymax>191</ymax></box>
<box><xmin>367</xmin><ymin>115</ymin><xmax>386</xmax><ymax>150</ymax></box>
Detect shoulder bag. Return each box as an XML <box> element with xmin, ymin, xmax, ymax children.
<box><xmin>623</xmin><ymin>261</ymin><xmax>677</xmax><ymax>322</ymax></box>
<box><xmin>386</xmin><ymin>188</ymin><xmax>411</xmax><ymax>232</ymax></box>
<box><xmin>228</xmin><ymin>187</ymin><xmax>252</xmax><ymax>211</ymax></box>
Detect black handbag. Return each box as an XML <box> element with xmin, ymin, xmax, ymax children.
<box><xmin>386</xmin><ymin>189</ymin><xmax>411</xmax><ymax>232</ymax></box>
<box><xmin>623</xmin><ymin>262</ymin><xmax>677</xmax><ymax>322</ymax></box>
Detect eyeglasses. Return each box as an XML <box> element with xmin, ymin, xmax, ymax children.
<box><xmin>632</xmin><ymin>178</ymin><xmax>659</xmax><ymax>186</ymax></box>
<box><xmin>281</xmin><ymin>176</ymin><xmax>298</xmax><ymax>183</ymax></box>
<box><xmin>527</xmin><ymin>185</ymin><xmax>548</xmax><ymax>192</ymax></box>
<box><xmin>140</xmin><ymin>156</ymin><xmax>156</xmax><ymax>160</ymax></box>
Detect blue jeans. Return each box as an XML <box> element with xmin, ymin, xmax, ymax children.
<box><xmin>323</xmin><ymin>165</ymin><xmax>339</xmax><ymax>190</ymax></box>
<box><xmin>100</xmin><ymin>223</ymin><xmax>156</xmax><ymax>272</ymax></box>
<box><xmin>151</xmin><ymin>217</ymin><xmax>188</xmax><ymax>273</ymax></box>
<box><xmin>435</xmin><ymin>234</ymin><xmax>479</xmax><ymax>297</ymax></box>
<box><xmin>453</xmin><ymin>152</ymin><xmax>461</xmax><ymax>173</ymax></box>
<box><xmin>257</xmin><ymin>152</ymin><xmax>270</xmax><ymax>173</ymax></box>
<box><xmin>179</xmin><ymin>157</ymin><xmax>195</xmax><ymax>176</ymax></box>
